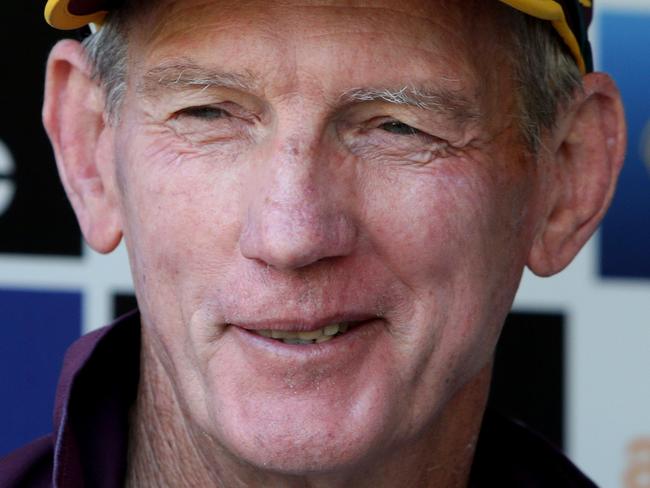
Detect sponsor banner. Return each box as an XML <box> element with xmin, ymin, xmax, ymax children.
<box><xmin>0</xmin><ymin>140</ymin><xmax>15</xmax><ymax>218</ymax></box>
<box><xmin>0</xmin><ymin>3</ymin><xmax>80</xmax><ymax>256</ymax></box>
<box><xmin>624</xmin><ymin>438</ymin><xmax>650</xmax><ymax>488</ymax></box>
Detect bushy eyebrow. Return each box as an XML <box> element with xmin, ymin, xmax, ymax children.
<box><xmin>138</xmin><ymin>60</ymin><xmax>259</xmax><ymax>98</ymax></box>
<box><xmin>340</xmin><ymin>85</ymin><xmax>482</xmax><ymax>124</ymax></box>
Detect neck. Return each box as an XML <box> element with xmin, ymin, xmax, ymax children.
<box><xmin>124</xmin><ymin>337</ymin><xmax>221</xmax><ymax>487</ymax></box>
<box><xmin>126</xmin><ymin>327</ymin><xmax>492</xmax><ymax>488</ymax></box>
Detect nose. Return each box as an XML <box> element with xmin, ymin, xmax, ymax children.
<box><xmin>239</xmin><ymin>137</ymin><xmax>357</xmax><ymax>270</ymax></box>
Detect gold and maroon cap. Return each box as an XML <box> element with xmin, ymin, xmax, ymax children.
<box><xmin>45</xmin><ymin>0</ymin><xmax>117</xmax><ymax>31</ymax></box>
<box><xmin>44</xmin><ymin>0</ymin><xmax>594</xmax><ymax>73</ymax></box>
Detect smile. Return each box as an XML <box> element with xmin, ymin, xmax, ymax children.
<box><xmin>253</xmin><ymin>323</ymin><xmax>351</xmax><ymax>345</ymax></box>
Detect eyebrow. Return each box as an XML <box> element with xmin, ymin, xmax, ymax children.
<box><xmin>340</xmin><ymin>85</ymin><xmax>482</xmax><ymax>123</ymax></box>
<box><xmin>138</xmin><ymin>60</ymin><xmax>482</xmax><ymax>124</ymax></box>
<box><xmin>138</xmin><ymin>60</ymin><xmax>259</xmax><ymax>98</ymax></box>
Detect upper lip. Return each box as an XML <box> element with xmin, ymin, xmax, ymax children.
<box><xmin>229</xmin><ymin>313</ymin><xmax>378</xmax><ymax>332</ymax></box>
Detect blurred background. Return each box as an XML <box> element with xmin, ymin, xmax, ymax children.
<box><xmin>1</xmin><ymin>1</ymin><xmax>648</xmax><ymax>486</ymax></box>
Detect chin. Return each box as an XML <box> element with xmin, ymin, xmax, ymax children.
<box><xmin>227</xmin><ymin>431</ymin><xmax>381</xmax><ymax>476</ymax></box>
<box><xmin>205</xmin><ymin>396</ymin><xmax>395</xmax><ymax>476</ymax></box>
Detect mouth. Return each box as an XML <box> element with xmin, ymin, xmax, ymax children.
<box><xmin>253</xmin><ymin>322</ymin><xmax>352</xmax><ymax>345</ymax></box>
<box><xmin>227</xmin><ymin>316</ymin><xmax>382</xmax><ymax>369</ymax></box>
<box><xmin>230</xmin><ymin>315</ymin><xmax>377</xmax><ymax>346</ymax></box>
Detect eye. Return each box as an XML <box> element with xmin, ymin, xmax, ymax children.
<box><xmin>379</xmin><ymin>121</ymin><xmax>421</xmax><ymax>136</ymax></box>
<box><xmin>177</xmin><ymin>106</ymin><xmax>230</xmax><ymax>120</ymax></box>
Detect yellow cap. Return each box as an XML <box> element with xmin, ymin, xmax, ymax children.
<box><xmin>499</xmin><ymin>0</ymin><xmax>593</xmax><ymax>73</ymax></box>
<box><xmin>45</xmin><ymin>0</ymin><xmax>108</xmax><ymax>30</ymax></box>
<box><xmin>44</xmin><ymin>0</ymin><xmax>593</xmax><ymax>73</ymax></box>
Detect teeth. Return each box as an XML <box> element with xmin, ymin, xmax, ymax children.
<box><xmin>255</xmin><ymin>322</ymin><xmax>350</xmax><ymax>344</ymax></box>
<box><xmin>323</xmin><ymin>324</ymin><xmax>340</xmax><ymax>336</ymax></box>
<box><xmin>296</xmin><ymin>329</ymin><xmax>324</xmax><ymax>340</ymax></box>
<box><xmin>271</xmin><ymin>330</ymin><xmax>297</xmax><ymax>339</ymax></box>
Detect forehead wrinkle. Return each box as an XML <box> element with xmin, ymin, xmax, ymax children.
<box><xmin>137</xmin><ymin>59</ymin><xmax>260</xmax><ymax>99</ymax></box>
<box><xmin>340</xmin><ymin>85</ymin><xmax>482</xmax><ymax>123</ymax></box>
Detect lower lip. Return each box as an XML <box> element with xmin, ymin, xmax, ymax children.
<box><xmin>229</xmin><ymin>319</ymin><xmax>380</xmax><ymax>360</ymax></box>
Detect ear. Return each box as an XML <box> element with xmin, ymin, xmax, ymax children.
<box><xmin>42</xmin><ymin>39</ymin><xmax>122</xmax><ymax>254</ymax></box>
<box><xmin>527</xmin><ymin>73</ymin><xmax>627</xmax><ymax>276</ymax></box>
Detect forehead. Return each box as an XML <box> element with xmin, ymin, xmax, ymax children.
<box><xmin>125</xmin><ymin>0</ymin><xmax>509</xmax><ymax>94</ymax></box>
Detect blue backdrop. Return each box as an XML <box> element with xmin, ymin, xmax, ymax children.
<box><xmin>600</xmin><ymin>12</ymin><xmax>650</xmax><ymax>279</ymax></box>
<box><xmin>0</xmin><ymin>289</ymin><xmax>81</xmax><ymax>456</ymax></box>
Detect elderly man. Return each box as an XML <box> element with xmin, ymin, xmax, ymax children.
<box><xmin>0</xmin><ymin>0</ymin><xmax>625</xmax><ymax>486</ymax></box>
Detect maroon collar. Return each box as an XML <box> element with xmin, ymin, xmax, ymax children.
<box><xmin>52</xmin><ymin>310</ymin><xmax>140</xmax><ymax>488</ymax></box>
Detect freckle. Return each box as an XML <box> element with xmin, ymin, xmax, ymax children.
<box><xmin>283</xmin><ymin>136</ymin><xmax>306</xmax><ymax>158</ymax></box>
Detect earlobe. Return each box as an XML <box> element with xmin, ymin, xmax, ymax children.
<box><xmin>527</xmin><ymin>73</ymin><xmax>627</xmax><ymax>276</ymax></box>
<box><xmin>42</xmin><ymin>39</ymin><xmax>122</xmax><ymax>254</ymax></box>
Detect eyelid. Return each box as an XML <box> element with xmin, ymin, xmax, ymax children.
<box><xmin>367</xmin><ymin>116</ymin><xmax>423</xmax><ymax>132</ymax></box>
<box><xmin>173</xmin><ymin>101</ymin><xmax>262</xmax><ymax>123</ymax></box>
<box><xmin>378</xmin><ymin>120</ymin><xmax>422</xmax><ymax>136</ymax></box>
<box><xmin>366</xmin><ymin>116</ymin><xmax>448</xmax><ymax>145</ymax></box>
<box><xmin>176</xmin><ymin>105</ymin><xmax>230</xmax><ymax>118</ymax></box>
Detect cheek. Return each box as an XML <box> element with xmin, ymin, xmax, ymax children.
<box><xmin>362</xmin><ymin>161</ymin><xmax>512</xmax><ymax>284</ymax></box>
<box><xmin>115</xmin><ymin>133</ymin><xmax>245</xmax><ymax>327</ymax></box>
<box><xmin>361</xmin><ymin>158</ymin><xmax>534</xmax><ymax>379</ymax></box>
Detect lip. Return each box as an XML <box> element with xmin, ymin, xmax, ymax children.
<box><xmin>228</xmin><ymin>313</ymin><xmax>379</xmax><ymax>332</ymax></box>
<box><xmin>228</xmin><ymin>317</ymin><xmax>383</xmax><ymax>361</ymax></box>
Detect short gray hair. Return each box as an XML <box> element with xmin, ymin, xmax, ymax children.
<box><xmin>82</xmin><ymin>12</ymin><xmax>129</xmax><ymax>123</ymax></box>
<box><xmin>82</xmin><ymin>3</ymin><xmax>582</xmax><ymax>152</ymax></box>
<box><xmin>508</xmin><ymin>13</ymin><xmax>583</xmax><ymax>150</ymax></box>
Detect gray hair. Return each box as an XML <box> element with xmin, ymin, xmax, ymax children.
<box><xmin>82</xmin><ymin>3</ymin><xmax>582</xmax><ymax>152</ymax></box>
<box><xmin>508</xmin><ymin>14</ymin><xmax>583</xmax><ymax>150</ymax></box>
<box><xmin>82</xmin><ymin>12</ymin><xmax>129</xmax><ymax>123</ymax></box>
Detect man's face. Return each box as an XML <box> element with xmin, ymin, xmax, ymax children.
<box><xmin>112</xmin><ymin>0</ymin><xmax>545</xmax><ymax>473</ymax></box>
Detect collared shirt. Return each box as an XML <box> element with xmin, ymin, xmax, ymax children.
<box><xmin>0</xmin><ymin>311</ymin><xmax>597</xmax><ymax>487</ymax></box>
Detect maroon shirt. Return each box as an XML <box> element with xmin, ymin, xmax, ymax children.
<box><xmin>0</xmin><ymin>310</ymin><xmax>597</xmax><ymax>487</ymax></box>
